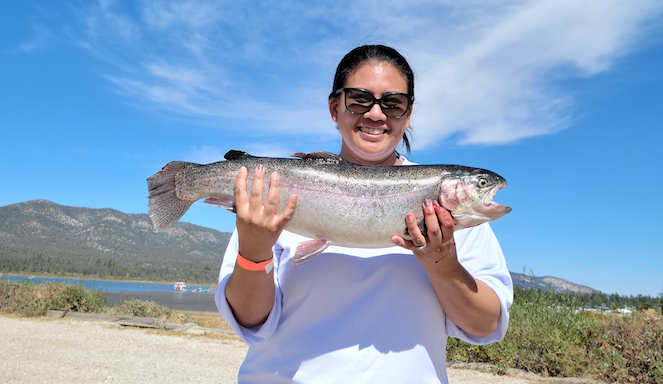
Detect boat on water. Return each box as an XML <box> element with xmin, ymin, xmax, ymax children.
<box><xmin>173</xmin><ymin>281</ymin><xmax>187</xmax><ymax>291</ymax></box>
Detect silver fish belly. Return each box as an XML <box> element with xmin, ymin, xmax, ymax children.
<box><xmin>147</xmin><ymin>150</ymin><xmax>511</xmax><ymax>263</ymax></box>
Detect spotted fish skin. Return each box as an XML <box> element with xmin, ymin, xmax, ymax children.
<box><xmin>147</xmin><ymin>150</ymin><xmax>511</xmax><ymax>263</ymax></box>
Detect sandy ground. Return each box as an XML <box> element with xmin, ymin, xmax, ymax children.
<box><xmin>0</xmin><ymin>315</ymin><xmax>540</xmax><ymax>384</ymax></box>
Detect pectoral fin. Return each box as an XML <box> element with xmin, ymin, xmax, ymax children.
<box><xmin>292</xmin><ymin>239</ymin><xmax>331</xmax><ymax>264</ymax></box>
<box><xmin>204</xmin><ymin>197</ymin><xmax>236</xmax><ymax>213</ymax></box>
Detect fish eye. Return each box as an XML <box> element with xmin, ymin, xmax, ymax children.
<box><xmin>478</xmin><ymin>178</ymin><xmax>488</xmax><ymax>187</ymax></box>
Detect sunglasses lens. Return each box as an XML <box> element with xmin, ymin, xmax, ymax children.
<box><xmin>344</xmin><ymin>89</ymin><xmax>409</xmax><ymax>117</ymax></box>
<box><xmin>345</xmin><ymin>89</ymin><xmax>375</xmax><ymax>113</ymax></box>
<box><xmin>380</xmin><ymin>94</ymin><xmax>409</xmax><ymax>118</ymax></box>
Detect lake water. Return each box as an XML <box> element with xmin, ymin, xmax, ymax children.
<box><xmin>2</xmin><ymin>275</ymin><xmax>215</xmax><ymax>294</ymax></box>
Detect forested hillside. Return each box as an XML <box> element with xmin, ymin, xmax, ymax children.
<box><xmin>0</xmin><ymin>200</ymin><xmax>231</xmax><ymax>283</ymax></box>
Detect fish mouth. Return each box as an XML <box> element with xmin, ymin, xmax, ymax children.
<box><xmin>482</xmin><ymin>182</ymin><xmax>503</xmax><ymax>206</ymax></box>
<box><xmin>480</xmin><ymin>182</ymin><xmax>512</xmax><ymax>216</ymax></box>
<box><xmin>358</xmin><ymin>126</ymin><xmax>388</xmax><ymax>135</ymax></box>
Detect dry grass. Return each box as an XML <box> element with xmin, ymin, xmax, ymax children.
<box><xmin>447</xmin><ymin>286</ymin><xmax>663</xmax><ymax>383</ymax></box>
<box><xmin>180</xmin><ymin>310</ymin><xmax>233</xmax><ymax>330</ymax></box>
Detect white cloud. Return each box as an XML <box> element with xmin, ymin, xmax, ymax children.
<box><xmin>407</xmin><ymin>0</ymin><xmax>663</xmax><ymax>147</ymax></box>
<box><xmin>70</xmin><ymin>0</ymin><xmax>663</xmax><ymax>147</ymax></box>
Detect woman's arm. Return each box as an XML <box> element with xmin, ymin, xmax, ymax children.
<box><xmin>224</xmin><ymin>164</ymin><xmax>297</xmax><ymax>328</ymax></box>
<box><xmin>391</xmin><ymin>200</ymin><xmax>501</xmax><ymax>338</ymax></box>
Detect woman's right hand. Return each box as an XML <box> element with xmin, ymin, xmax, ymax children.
<box><xmin>234</xmin><ymin>164</ymin><xmax>298</xmax><ymax>262</ymax></box>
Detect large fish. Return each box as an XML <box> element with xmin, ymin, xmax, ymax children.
<box><xmin>147</xmin><ymin>150</ymin><xmax>511</xmax><ymax>263</ymax></box>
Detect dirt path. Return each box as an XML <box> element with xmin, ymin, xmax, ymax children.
<box><xmin>1</xmin><ymin>315</ymin><xmax>537</xmax><ymax>383</ymax></box>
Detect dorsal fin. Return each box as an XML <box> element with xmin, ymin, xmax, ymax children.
<box><xmin>224</xmin><ymin>150</ymin><xmax>252</xmax><ymax>161</ymax></box>
<box><xmin>291</xmin><ymin>151</ymin><xmax>346</xmax><ymax>164</ymax></box>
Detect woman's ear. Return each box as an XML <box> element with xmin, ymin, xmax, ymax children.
<box><xmin>328</xmin><ymin>98</ymin><xmax>339</xmax><ymax>123</ymax></box>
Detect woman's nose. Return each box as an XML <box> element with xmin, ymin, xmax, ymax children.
<box><xmin>364</xmin><ymin>102</ymin><xmax>386</xmax><ymax>120</ymax></box>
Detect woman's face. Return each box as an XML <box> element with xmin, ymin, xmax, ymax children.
<box><xmin>329</xmin><ymin>61</ymin><xmax>412</xmax><ymax>166</ymax></box>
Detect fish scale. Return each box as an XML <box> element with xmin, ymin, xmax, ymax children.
<box><xmin>147</xmin><ymin>150</ymin><xmax>511</xmax><ymax>263</ymax></box>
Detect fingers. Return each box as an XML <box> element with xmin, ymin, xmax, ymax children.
<box><xmin>234</xmin><ymin>164</ymin><xmax>297</xmax><ymax>225</ymax></box>
<box><xmin>433</xmin><ymin>200</ymin><xmax>455</xmax><ymax>244</ymax></box>
<box><xmin>406</xmin><ymin>212</ymin><xmax>427</xmax><ymax>248</ymax></box>
<box><xmin>265</xmin><ymin>172</ymin><xmax>298</xmax><ymax>221</ymax></box>
<box><xmin>248</xmin><ymin>164</ymin><xmax>265</xmax><ymax>212</ymax></box>
<box><xmin>391</xmin><ymin>234</ymin><xmax>407</xmax><ymax>248</ymax></box>
<box><xmin>423</xmin><ymin>199</ymin><xmax>441</xmax><ymax>241</ymax></box>
<box><xmin>394</xmin><ymin>199</ymin><xmax>455</xmax><ymax>253</ymax></box>
<box><xmin>234</xmin><ymin>166</ymin><xmax>249</xmax><ymax>214</ymax></box>
<box><xmin>263</xmin><ymin>171</ymin><xmax>280</xmax><ymax>216</ymax></box>
<box><xmin>281</xmin><ymin>194</ymin><xmax>298</xmax><ymax>221</ymax></box>
<box><xmin>234</xmin><ymin>164</ymin><xmax>297</xmax><ymax>261</ymax></box>
<box><xmin>390</xmin><ymin>212</ymin><xmax>423</xmax><ymax>252</ymax></box>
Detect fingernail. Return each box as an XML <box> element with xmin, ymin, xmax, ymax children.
<box><xmin>406</xmin><ymin>214</ymin><xmax>414</xmax><ymax>223</ymax></box>
<box><xmin>433</xmin><ymin>200</ymin><xmax>440</xmax><ymax>207</ymax></box>
<box><xmin>257</xmin><ymin>164</ymin><xmax>264</xmax><ymax>172</ymax></box>
<box><xmin>239</xmin><ymin>166</ymin><xmax>247</xmax><ymax>173</ymax></box>
<box><xmin>271</xmin><ymin>172</ymin><xmax>279</xmax><ymax>181</ymax></box>
<box><xmin>424</xmin><ymin>199</ymin><xmax>431</xmax><ymax>208</ymax></box>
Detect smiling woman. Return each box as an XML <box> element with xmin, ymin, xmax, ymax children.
<box><xmin>328</xmin><ymin>45</ymin><xmax>415</xmax><ymax>166</ymax></box>
<box><xmin>215</xmin><ymin>45</ymin><xmax>513</xmax><ymax>384</ymax></box>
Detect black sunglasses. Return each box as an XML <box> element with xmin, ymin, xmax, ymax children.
<box><xmin>335</xmin><ymin>88</ymin><xmax>411</xmax><ymax>118</ymax></box>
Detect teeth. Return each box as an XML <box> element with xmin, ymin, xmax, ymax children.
<box><xmin>359</xmin><ymin>127</ymin><xmax>386</xmax><ymax>135</ymax></box>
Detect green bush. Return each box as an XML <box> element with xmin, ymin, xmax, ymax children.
<box><xmin>110</xmin><ymin>299</ymin><xmax>173</xmax><ymax>318</ymax></box>
<box><xmin>0</xmin><ymin>279</ymin><xmax>105</xmax><ymax>316</ymax></box>
<box><xmin>109</xmin><ymin>299</ymin><xmax>194</xmax><ymax>324</ymax></box>
<box><xmin>446</xmin><ymin>284</ymin><xmax>663</xmax><ymax>383</ymax></box>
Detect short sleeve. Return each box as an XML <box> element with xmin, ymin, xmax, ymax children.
<box><xmin>214</xmin><ymin>229</ymin><xmax>284</xmax><ymax>344</ymax></box>
<box><xmin>444</xmin><ymin>223</ymin><xmax>513</xmax><ymax>345</ymax></box>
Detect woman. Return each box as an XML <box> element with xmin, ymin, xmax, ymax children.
<box><xmin>215</xmin><ymin>45</ymin><xmax>513</xmax><ymax>383</ymax></box>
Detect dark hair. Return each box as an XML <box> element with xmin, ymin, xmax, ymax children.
<box><xmin>329</xmin><ymin>45</ymin><xmax>415</xmax><ymax>152</ymax></box>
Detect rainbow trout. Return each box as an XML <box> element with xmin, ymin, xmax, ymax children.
<box><xmin>147</xmin><ymin>150</ymin><xmax>511</xmax><ymax>263</ymax></box>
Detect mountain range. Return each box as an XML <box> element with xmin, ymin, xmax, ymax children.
<box><xmin>0</xmin><ymin>200</ymin><xmax>231</xmax><ymax>283</ymax></box>
<box><xmin>0</xmin><ymin>200</ymin><xmax>594</xmax><ymax>293</ymax></box>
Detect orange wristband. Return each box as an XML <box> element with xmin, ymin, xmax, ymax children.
<box><xmin>236</xmin><ymin>252</ymin><xmax>274</xmax><ymax>274</ymax></box>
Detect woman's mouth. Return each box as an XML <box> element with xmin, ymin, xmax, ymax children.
<box><xmin>358</xmin><ymin>127</ymin><xmax>387</xmax><ymax>135</ymax></box>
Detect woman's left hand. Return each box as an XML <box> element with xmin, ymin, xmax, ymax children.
<box><xmin>392</xmin><ymin>199</ymin><xmax>502</xmax><ymax>339</ymax></box>
<box><xmin>391</xmin><ymin>199</ymin><xmax>457</xmax><ymax>270</ymax></box>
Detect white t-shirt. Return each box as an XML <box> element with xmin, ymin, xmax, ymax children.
<box><xmin>215</xmin><ymin>157</ymin><xmax>513</xmax><ymax>384</ymax></box>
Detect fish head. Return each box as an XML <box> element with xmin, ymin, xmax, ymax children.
<box><xmin>438</xmin><ymin>169</ymin><xmax>511</xmax><ymax>229</ymax></box>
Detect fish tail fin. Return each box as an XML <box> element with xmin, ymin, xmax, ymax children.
<box><xmin>147</xmin><ymin>161</ymin><xmax>195</xmax><ymax>232</ymax></box>
<box><xmin>292</xmin><ymin>239</ymin><xmax>331</xmax><ymax>264</ymax></box>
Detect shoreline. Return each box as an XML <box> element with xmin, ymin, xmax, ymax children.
<box><xmin>1</xmin><ymin>272</ymin><xmax>216</xmax><ymax>287</ymax></box>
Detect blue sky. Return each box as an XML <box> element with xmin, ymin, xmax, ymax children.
<box><xmin>1</xmin><ymin>0</ymin><xmax>662</xmax><ymax>297</ymax></box>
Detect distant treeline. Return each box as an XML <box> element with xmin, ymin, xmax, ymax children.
<box><xmin>0</xmin><ymin>242</ymin><xmax>219</xmax><ymax>284</ymax></box>
<box><xmin>515</xmin><ymin>282</ymin><xmax>661</xmax><ymax>310</ymax></box>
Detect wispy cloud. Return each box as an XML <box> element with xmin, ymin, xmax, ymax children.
<box><xmin>407</xmin><ymin>0</ymin><xmax>663</xmax><ymax>147</ymax></box>
<box><xmin>68</xmin><ymin>0</ymin><xmax>663</xmax><ymax>146</ymax></box>
<box><xmin>13</xmin><ymin>23</ymin><xmax>53</xmax><ymax>53</ymax></box>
